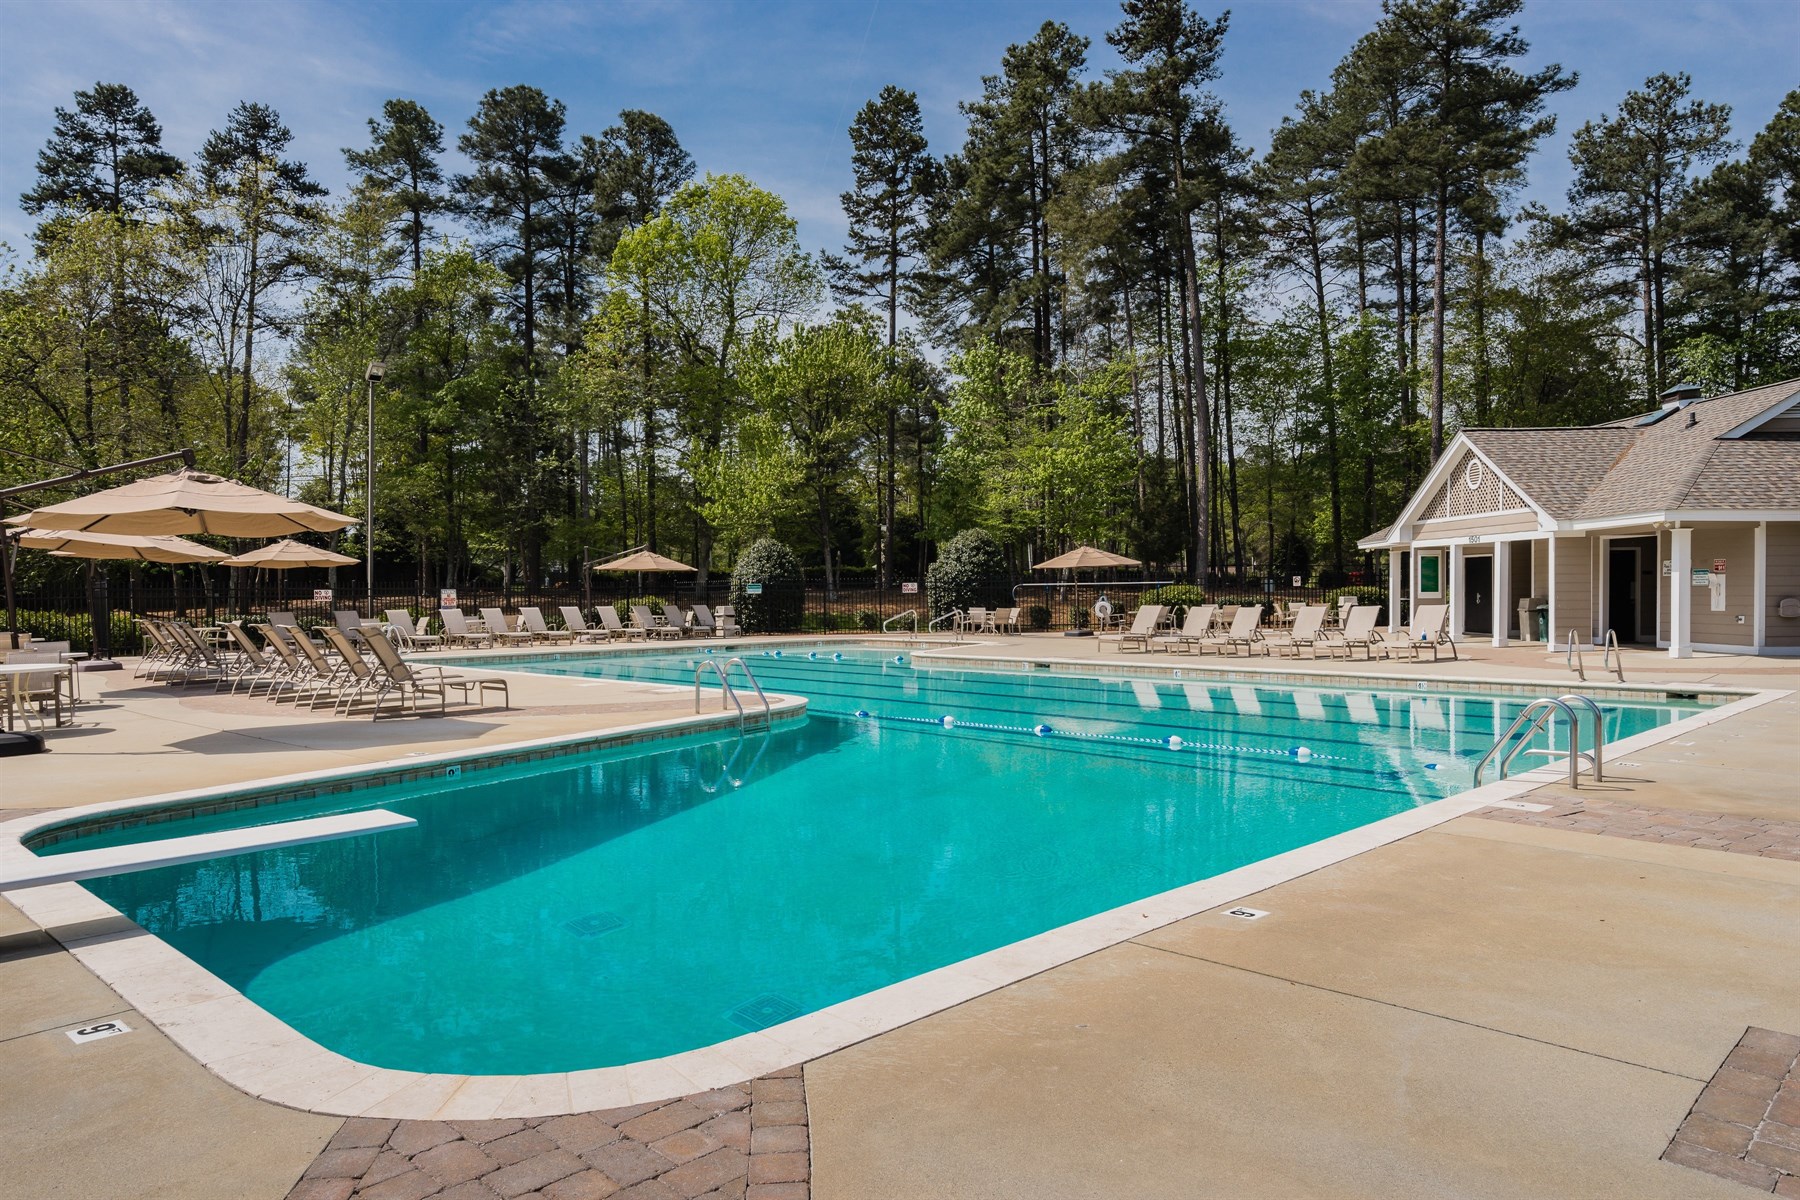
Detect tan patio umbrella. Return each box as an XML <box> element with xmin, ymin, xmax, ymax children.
<box><xmin>11</xmin><ymin>468</ymin><xmax>355</xmax><ymax>537</ymax></box>
<box><xmin>592</xmin><ymin>549</ymin><xmax>697</xmax><ymax>573</ymax></box>
<box><xmin>1032</xmin><ymin>545</ymin><xmax>1141</xmax><ymax>571</ymax></box>
<box><xmin>218</xmin><ymin>538</ymin><xmax>359</xmax><ymax>569</ymax></box>
<box><xmin>19</xmin><ymin>528</ymin><xmax>231</xmax><ymax>564</ymax></box>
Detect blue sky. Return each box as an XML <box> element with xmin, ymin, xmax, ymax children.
<box><xmin>3</xmin><ymin>0</ymin><xmax>1797</xmax><ymax>258</ymax></box>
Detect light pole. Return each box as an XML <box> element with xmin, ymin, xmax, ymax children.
<box><xmin>365</xmin><ymin>360</ymin><xmax>385</xmax><ymax>617</ymax></box>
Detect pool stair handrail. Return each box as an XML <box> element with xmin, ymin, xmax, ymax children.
<box><xmin>1566</xmin><ymin>629</ymin><xmax>1586</xmax><ymax>681</ymax></box>
<box><xmin>928</xmin><ymin>609</ymin><xmax>961</xmax><ymax>638</ymax></box>
<box><xmin>1472</xmin><ymin>694</ymin><xmax>1603</xmax><ymax>789</ymax></box>
<box><xmin>1601</xmin><ymin>628</ymin><xmax>1625</xmax><ymax>682</ymax></box>
<box><xmin>883</xmin><ymin>609</ymin><xmax>918</xmax><ymax>634</ymax></box>
<box><xmin>692</xmin><ymin>657</ymin><xmax>772</xmax><ymax>725</ymax></box>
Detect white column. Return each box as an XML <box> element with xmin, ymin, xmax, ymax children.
<box><xmin>1448</xmin><ymin>543</ymin><xmax>1466</xmax><ymax>639</ymax></box>
<box><xmin>1546</xmin><ymin>537</ymin><xmax>1559</xmax><ymax>650</ymax></box>
<box><xmin>1753</xmin><ymin>522</ymin><xmax>1768</xmax><ymax>653</ymax></box>
<box><xmin>1669</xmin><ymin>526</ymin><xmax>1693</xmax><ymax>659</ymax></box>
<box><xmin>1388</xmin><ymin>550</ymin><xmax>1402</xmax><ymax>634</ymax></box>
<box><xmin>1492</xmin><ymin>543</ymin><xmax>1511</xmax><ymax>648</ymax></box>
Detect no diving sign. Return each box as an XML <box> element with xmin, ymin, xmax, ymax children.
<box><xmin>67</xmin><ymin>1019</ymin><xmax>131</xmax><ymax>1044</ymax></box>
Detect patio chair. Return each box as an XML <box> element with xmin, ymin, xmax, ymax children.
<box><xmin>689</xmin><ymin>604</ymin><xmax>718</xmax><ymax>636</ymax></box>
<box><xmin>1331</xmin><ymin>595</ymin><xmax>1357</xmax><ymax>628</ymax></box>
<box><xmin>632</xmin><ymin>605</ymin><xmax>684</xmax><ymax>640</ymax></box>
<box><xmin>596</xmin><ymin>606</ymin><xmax>643</xmax><ymax>641</ymax></box>
<box><xmin>320</xmin><ymin>627</ymin><xmax>388</xmax><ymax>714</ymax></box>
<box><xmin>385</xmin><ymin>609</ymin><xmax>445</xmax><ymax>652</ymax></box>
<box><xmin>250</xmin><ymin>624</ymin><xmax>310</xmax><ymax>702</ymax></box>
<box><xmin>363</xmin><ymin>627</ymin><xmax>509</xmax><ymax>715</ymax></box>
<box><xmin>714</xmin><ymin>605</ymin><xmax>741</xmax><ymax>637</ymax></box>
<box><xmin>1391</xmin><ymin>603</ymin><xmax>1458</xmax><ymax>661</ymax></box>
<box><xmin>479</xmin><ymin>608</ymin><xmax>535</xmax><ymax>647</ymax></box>
<box><xmin>263</xmin><ymin>623</ymin><xmax>348</xmax><ymax>708</ymax></box>
<box><xmin>961</xmin><ymin>606</ymin><xmax>992</xmax><ymax>635</ymax></box>
<box><xmin>1197</xmin><ymin>605</ymin><xmax>1265</xmax><ymax>656</ymax></box>
<box><xmin>559</xmin><ymin>606</ymin><xmax>618</xmax><ymax>643</ymax></box>
<box><xmin>0</xmin><ymin>652</ymin><xmax>70</xmax><ymax>731</ymax></box>
<box><xmin>135</xmin><ymin>619</ymin><xmax>190</xmax><ymax>680</ymax></box>
<box><xmin>1098</xmin><ymin>604</ymin><xmax>1165</xmax><ymax>653</ymax></box>
<box><xmin>1323</xmin><ymin>606</ymin><xmax>1386</xmax><ymax>660</ymax></box>
<box><xmin>1151</xmin><ymin>605</ymin><xmax>1217</xmax><ymax>655</ymax></box>
<box><xmin>219</xmin><ymin>621</ymin><xmax>288</xmax><ymax>696</ymax></box>
<box><xmin>439</xmin><ymin>607</ymin><xmax>493</xmax><ymax>649</ymax></box>
<box><xmin>517</xmin><ymin>605</ymin><xmax>576</xmax><ymax>644</ymax></box>
<box><xmin>992</xmin><ymin>606</ymin><xmax>1021</xmax><ymax>634</ymax></box>
<box><xmin>1262</xmin><ymin>605</ymin><xmax>1330</xmax><ymax>658</ymax></box>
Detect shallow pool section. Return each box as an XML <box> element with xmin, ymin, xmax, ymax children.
<box><xmin>57</xmin><ymin>648</ymin><xmax>1706</xmax><ymax>1074</ymax></box>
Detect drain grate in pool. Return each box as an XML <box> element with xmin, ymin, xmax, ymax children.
<box><xmin>727</xmin><ymin>993</ymin><xmax>804</xmax><ymax>1031</ymax></box>
<box><xmin>564</xmin><ymin>911</ymin><xmax>625</xmax><ymax>937</ymax></box>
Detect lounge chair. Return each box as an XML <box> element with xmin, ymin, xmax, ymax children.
<box><xmin>320</xmin><ymin>627</ymin><xmax>387</xmax><ymax>714</ymax></box>
<box><xmin>1098</xmin><ymin>604</ymin><xmax>1165</xmax><ymax>653</ymax></box>
<box><xmin>1391</xmin><ymin>603</ymin><xmax>1458</xmax><ymax>661</ymax></box>
<box><xmin>264</xmin><ymin>623</ymin><xmax>347</xmax><ymax>708</ymax></box>
<box><xmin>689</xmin><ymin>604</ymin><xmax>718</xmax><ymax>636</ymax></box>
<box><xmin>559</xmin><ymin>606</ymin><xmax>618</xmax><ymax>643</ymax></box>
<box><xmin>631</xmin><ymin>605</ymin><xmax>683</xmax><ymax>640</ymax></box>
<box><xmin>479</xmin><ymin>608</ymin><xmax>534</xmax><ymax>647</ymax></box>
<box><xmin>363</xmin><ymin>627</ymin><xmax>509</xmax><ymax>714</ymax></box>
<box><xmin>385</xmin><ymin>609</ymin><xmax>444</xmax><ymax>652</ymax></box>
<box><xmin>596</xmin><ymin>606</ymin><xmax>642</xmax><ymax>641</ymax></box>
<box><xmin>1263</xmin><ymin>605</ymin><xmax>1330</xmax><ymax>658</ymax></box>
<box><xmin>1151</xmin><ymin>604</ymin><xmax>1217</xmax><ymax>654</ymax></box>
<box><xmin>1324</xmin><ymin>606</ymin><xmax>1386</xmax><ymax>660</ymax></box>
<box><xmin>440</xmin><ymin>607</ymin><xmax>493</xmax><ymax>649</ymax></box>
<box><xmin>1198</xmin><ymin>605</ymin><xmax>1265</xmax><ymax>656</ymax></box>
<box><xmin>714</xmin><ymin>604</ymin><xmax>740</xmax><ymax>637</ymax></box>
<box><xmin>219</xmin><ymin>621</ymin><xmax>289</xmax><ymax>696</ymax></box>
<box><xmin>1336</xmin><ymin>595</ymin><xmax>1358</xmax><ymax>627</ymax></box>
<box><xmin>518</xmin><ymin>606</ymin><xmax>576</xmax><ymax>644</ymax></box>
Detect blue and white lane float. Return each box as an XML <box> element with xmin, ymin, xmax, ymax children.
<box><xmin>845</xmin><ymin>710</ymin><xmax>1346</xmax><ymax>762</ymax></box>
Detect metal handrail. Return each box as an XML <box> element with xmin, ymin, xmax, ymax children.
<box><xmin>694</xmin><ymin>659</ymin><xmax>745</xmax><ymax>723</ymax></box>
<box><xmin>1566</xmin><ymin>629</ymin><xmax>1586</xmax><ymax>681</ymax></box>
<box><xmin>719</xmin><ymin>657</ymin><xmax>771</xmax><ymax>720</ymax></box>
<box><xmin>1557</xmin><ymin>693</ymin><xmax>1606</xmax><ymax>782</ymax></box>
<box><xmin>883</xmin><ymin>609</ymin><xmax>918</xmax><ymax>633</ymax></box>
<box><xmin>1601</xmin><ymin>629</ymin><xmax>1624</xmax><ymax>681</ymax></box>
<box><xmin>928</xmin><ymin>609</ymin><xmax>961</xmax><ymax>636</ymax></box>
<box><xmin>1473</xmin><ymin>696</ymin><xmax>1585</xmax><ymax>789</ymax></box>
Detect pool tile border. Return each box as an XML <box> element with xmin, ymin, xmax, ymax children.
<box><xmin>0</xmin><ymin>670</ymin><xmax>1787</xmax><ymax>1121</ymax></box>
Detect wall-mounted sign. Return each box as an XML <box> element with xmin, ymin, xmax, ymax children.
<box><xmin>1418</xmin><ymin>554</ymin><xmax>1442</xmax><ymax>597</ymax></box>
<box><xmin>1662</xmin><ymin>560</ymin><xmax>1672</xmax><ymax>577</ymax></box>
<box><xmin>1691</xmin><ymin>568</ymin><xmax>1711</xmax><ymax>587</ymax></box>
<box><xmin>1291</xmin><ymin>576</ymin><xmax>1302</xmax><ymax>587</ymax></box>
<box><xmin>439</xmin><ymin>589</ymin><xmax>457</xmax><ymax>606</ymax></box>
<box><xmin>1713</xmin><ymin>558</ymin><xmax>1727</xmax><ymax>574</ymax></box>
<box><xmin>312</xmin><ymin>588</ymin><xmax>332</xmax><ymax>602</ymax></box>
<box><xmin>746</xmin><ymin>582</ymin><xmax>764</xmax><ymax>595</ymax></box>
<box><xmin>901</xmin><ymin>581</ymin><xmax>918</xmax><ymax>594</ymax></box>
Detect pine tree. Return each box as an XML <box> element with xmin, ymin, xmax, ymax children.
<box><xmin>457</xmin><ymin>85</ymin><xmax>567</xmax><ymax>402</ymax></box>
<box><xmin>21</xmin><ymin>81</ymin><xmax>182</xmax><ymax>220</ymax></box>
<box><xmin>824</xmin><ymin>85</ymin><xmax>934</xmax><ymax>586</ymax></box>
<box><xmin>343</xmin><ymin>99</ymin><xmax>446</xmax><ymax>278</ymax></box>
<box><xmin>195</xmin><ymin>101</ymin><xmax>326</xmax><ymax>471</ymax></box>
<box><xmin>1540</xmin><ymin>73</ymin><xmax>1733</xmax><ymax>404</ymax></box>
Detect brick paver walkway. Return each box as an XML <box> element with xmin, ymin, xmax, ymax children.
<box><xmin>1663</xmin><ymin>1027</ymin><xmax>1800</xmax><ymax>1194</ymax></box>
<box><xmin>286</xmin><ymin>1067</ymin><xmax>809</xmax><ymax>1200</ymax></box>
<box><xmin>1476</xmin><ymin>798</ymin><xmax>1800</xmax><ymax>861</ymax></box>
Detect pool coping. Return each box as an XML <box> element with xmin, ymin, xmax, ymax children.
<box><xmin>0</xmin><ymin>668</ymin><xmax>1787</xmax><ymax>1122</ymax></box>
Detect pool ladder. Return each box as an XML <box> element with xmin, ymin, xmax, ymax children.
<box><xmin>1566</xmin><ymin>628</ymin><xmax>1625</xmax><ymax>683</ymax></box>
<box><xmin>1472</xmin><ymin>694</ymin><xmax>1605</xmax><ymax>789</ymax></box>
<box><xmin>883</xmin><ymin>609</ymin><xmax>918</xmax><ymax>633</ymax></box>
<box><xmin>693</xmin><ymin>656</ymin><xmax>771</xmax><ymax>726</ymax></box>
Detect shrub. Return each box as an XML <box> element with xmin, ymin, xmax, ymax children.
<box><xmin>1326</xmin><ymin>586</ymin><xmax>1385</xmax><ymax>609</ymax></box>
<box><xmin>924</xmin><ymin>529</ymin><xmax>1007</xmax><ymax>618</ymax></box>
<box><xmin>1026</xmin><ymin>605</ymin><xmax>1052</xmax><ymax>632</ymax></box>
<box><xmin>730</xmin><ymin>538</ymin><xmax>803</xmax><ymax>633</ymax></box>
<box><xmin>1142</xmin><ymin>584</ymin><xmax>1207</xmax><ymax>622</ymax></box>
<box><xmin>856</xmin><ymin>609</ymin><xmax>882</xmax><ymax>632</ymax></box>
<box><xmin>610</xmin><ymin>595</ymin><xmax>669</xmax><ymax>620</ymax></box>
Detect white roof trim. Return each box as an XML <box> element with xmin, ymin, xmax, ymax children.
<box><xmin>1384</xmin><ymin>435</ymin><xmax>1556</xmax><ymax>540</ymax></box>
<box><xmin>1569</xmin><ymin>508</ymin><xmax>1800</xmax><ymax>531</ymax></box>
<box><xmin>1719</xmin><ymin>385</ymin><xmax>1800</xmax><ymax>439</ymax></box>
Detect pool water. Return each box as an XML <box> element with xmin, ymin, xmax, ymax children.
<box><xmin>61</xmin><ymin>646</ymin><xmax>1705</xmax><ymax>1074</ymax></box>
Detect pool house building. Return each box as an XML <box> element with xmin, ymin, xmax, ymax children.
<box><xmin>1361</xmin><ymin>377</ymin><xmax>1800</xmax><ymax>657</ymax></box>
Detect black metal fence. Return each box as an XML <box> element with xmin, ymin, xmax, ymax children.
<box><xmin>6</xmin><ymin>568</ymin><xmax>1390</xmax><ymax>656</ymax></box>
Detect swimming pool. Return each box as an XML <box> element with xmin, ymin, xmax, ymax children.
<box><xmin>53</xmin><ymin>645</ymin><xmax>1708</xmax><ymax>1075</ymax></box>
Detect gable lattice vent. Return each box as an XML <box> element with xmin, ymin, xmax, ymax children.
<box><xmin>1420</xmin><ymin>452</ymin><xmax>1526</xmax><ymax>520</ymax></box>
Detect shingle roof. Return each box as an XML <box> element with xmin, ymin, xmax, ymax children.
<box><xmin>1461</xmin><ymin>428</ymin><xmax>1636</xmax><ymax>517</ymax></box>
<box><xmin>1574</xmin><ymin>378</ymin><xmax>1800</xmax><ymax>518</ymax></box>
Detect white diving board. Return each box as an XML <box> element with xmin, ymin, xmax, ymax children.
<box><xmin>1</xmin><ymin>809</ymin><xmax>417</xmax><ymax>891</ymax></box>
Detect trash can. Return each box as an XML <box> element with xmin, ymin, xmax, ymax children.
<box><xmin>1532</xmin><ymin>601</ymin><xmax>1549</xmax><ymax>643</ymax></box>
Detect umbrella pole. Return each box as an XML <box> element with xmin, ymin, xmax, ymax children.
<box><xmin>2</xmin><ymin>522</ymin><xmax>18</xmax><ymax>651</ymax></box>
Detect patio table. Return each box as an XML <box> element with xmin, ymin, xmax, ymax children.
<box><xmin>0</xmin><ymin>662</ymin><xmax>74</xmax><ymax>730</ymax></box>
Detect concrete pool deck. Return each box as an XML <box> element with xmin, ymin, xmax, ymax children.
<box><xmin>2</xmin><ymin>638</ymin><xmax>1796</xmax><ymax>1198</ymax></box>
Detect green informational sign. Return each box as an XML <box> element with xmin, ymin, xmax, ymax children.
<box><xmin>1419</xmin><ymin>554</ymin><xmax>1441</xmax><ymax>595</ymax></box>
